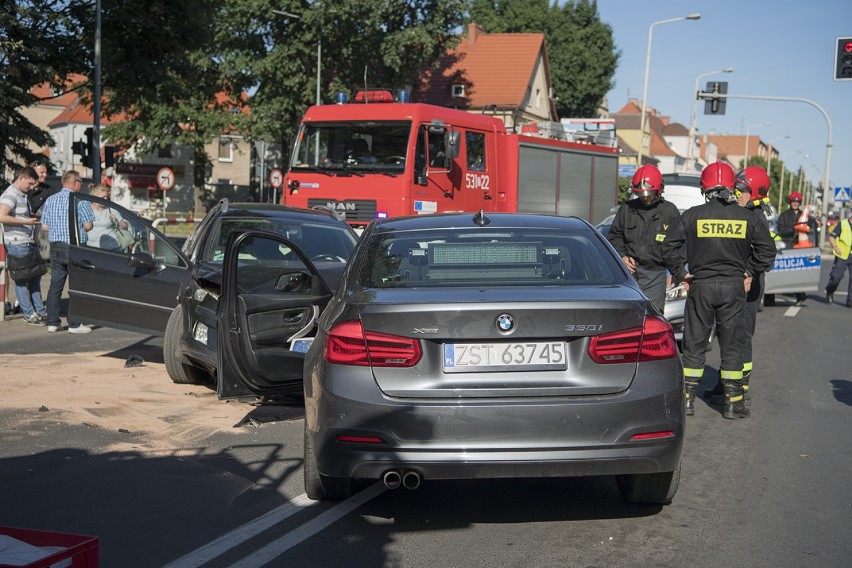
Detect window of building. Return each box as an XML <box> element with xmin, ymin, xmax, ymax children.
<box><xmin>218</xmin><ymin>139</ymin><xmax>233</xmax><ymax>162</ymax></box>
<box><xmin>451</xmin><ymin>84</ymin><xmax>465</xmax><ymax>98</ymax></box>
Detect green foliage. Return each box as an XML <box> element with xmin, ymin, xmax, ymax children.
<box><xmin>0</xmin><ymin>0</ymin><xmax>89</xmax><ymax>174</ymax></box>
<box><xmin>469</xmin><ymin>0</ymin><xmax>619</xmax><ymax>118</ymax></box>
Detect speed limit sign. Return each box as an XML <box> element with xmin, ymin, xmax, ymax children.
<box><xmin>269</xmin><ymin>169</ymin><xmax>283</xmax><ymax>189</ymax></box>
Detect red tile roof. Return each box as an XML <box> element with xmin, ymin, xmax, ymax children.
<box><xmin>415</xmin><ymin>24</ymin><xmax>547</xmax><ymax>109</ymax></box>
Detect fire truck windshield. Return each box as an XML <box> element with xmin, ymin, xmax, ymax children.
<box><xmin>290</xmin><ymin>121</ymin><xmax>411</xmax><ymax>174</ymax></box>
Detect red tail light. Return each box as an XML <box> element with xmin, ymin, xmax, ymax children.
<box><xmin>588</xmin><ymin>316</ymin><xmax>678</xmax><ymax>364</ymax></box>
<box><xmin>325</xmin><ymin>321</ymin><xmax>422</xmax><ymax>367</ymax></box>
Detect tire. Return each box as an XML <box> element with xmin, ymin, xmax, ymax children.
<box><xmin>763</xmin><ymin>293</ymin><xmax>775</xmax><ymax>307</ymax></box>
<box><xmin>164</xmin><ymin>305</ymin><xmax>209</xmax><ymax>385</ymax></box>
<box><xmin>616</xmin><ymin>462</ymin><xmax>681</xmax><ymax>505</ymax></box>
<box><xmin>304</xmin><ymin>425</ymin><xmax>352</xmax><ymax>501</ymax></box>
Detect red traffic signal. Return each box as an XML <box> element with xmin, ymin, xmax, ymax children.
<box><xmin>835</xmin><ymin>36</ymin><xmax>852</xmax><ymax>81</ymax></box>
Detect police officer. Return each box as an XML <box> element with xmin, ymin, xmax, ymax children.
<box><xmin>607</xmin><ymin>164</ymin><xmax>681</xmax><ymax>312</ymax></box>
<box><xmin>825</xmin><ymin>210</ymin><xmax>852</xmax><ymax>307</ymax></box>
<box><xmin>704</xmin><ymin>166</ymin><xmax>777</xmax><ymax>407</ymax></box>
<box><xmin>663</xmin><ymin>162</ymin><xmax>776</xmax><ymax>419</ymax></box>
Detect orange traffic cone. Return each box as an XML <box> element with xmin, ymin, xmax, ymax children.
<box><xmin>793</xmin><ymin>207</ymin><xmax>814</xmax><ymax>248</ymax></box>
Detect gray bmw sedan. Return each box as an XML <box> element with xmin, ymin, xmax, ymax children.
<box><xmin>303</xmin><ymin>211</ymin><xmax>684</xmax><ymax>504</ymax></box>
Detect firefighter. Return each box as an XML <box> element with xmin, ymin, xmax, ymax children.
<box><xmin>607</xmin><ymin>164</ymin><xmax>682</xmax><ymax>312</ymax></box>
<box><xmin>704</xmin><ymin>166</ymin><xmax>777</xmax><ymax>407</ymax></box>
<box><xmin>777</xmin><ymin>191</ymin><xmax>818</xmax><ymax>305</ymax></box>
<box><xmin>663</xmin><ymin>162</ymin><xmax>776</xmax><ymax>419</ymax></box>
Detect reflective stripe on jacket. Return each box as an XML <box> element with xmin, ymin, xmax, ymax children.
<box><xmin>833</xmin><ymin>219</ymin><xmax>852</xmax><ymax>260</ymax></box>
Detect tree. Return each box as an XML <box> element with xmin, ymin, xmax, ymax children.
<box><xmin>469</xmin><ymin>0</ymin><xmax>619</xmax><ymax>118</ymax></box>
<box><xmin>0</xmin><ymin>0</ymin><xmax>89</xmax><ymax>175</ymax></box>
<box><xmin>96</xmin><ymin>0</ymin><xmax>252</xmax><ymax>213</ymax></box>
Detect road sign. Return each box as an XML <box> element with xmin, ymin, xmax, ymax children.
<box><xmin>157</xmin><ymin>167</ymin><xmax>176</xmax><ymax>191</ymax></box>
<box><xmin>269</xmin><ymin>168</ymin><xmax>283</xmax><ymax>189</ymax></box>
<box><xmin>618</xmin><ymin>164</ymin><xmax>637</xmax><ymax>178</ymax></box>
<box><xmin>834</xmin><ymin>187</ymin><xmax>851</xmax><ymax>203</ymax></box>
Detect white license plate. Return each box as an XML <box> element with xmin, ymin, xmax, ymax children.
<box><xmin>443</xmin><ymin>341</ymin><xmax>567</xmax><ymax>373</ymax></box>
<box><xmin>290</xmin><ymin>337</ymin><xmax>314</xmax><ymax>353</ymax></box>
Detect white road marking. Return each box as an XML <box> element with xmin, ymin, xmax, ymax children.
<box><xmin>226</xmin><ymin>483</ymin><xmax>387</xmax><ymax>568</ymax></box>
<box><xmin>161</xmin><ymin>484</ymin><xmax>388</xmax><ymax>568</ymax></box>
<box><xmin>162</xmin><ymin>495</ymin><xmax>317</xmax><ymax>568</ymax></box>
<box><xmin>784</xmin><ymin>306</ymin><xmax>801</xmax><ymax>317</ymax></box>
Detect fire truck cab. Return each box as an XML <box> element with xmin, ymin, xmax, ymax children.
<box><xmin>284</xmin><ymin>90</ymin><xmax>619</xmax><ymax>227</ymax></box>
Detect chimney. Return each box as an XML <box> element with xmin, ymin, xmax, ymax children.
<box><xmin>468</xmin><ymin>23</ymin><xmax>485</xmax><ymax>45</ymax></box>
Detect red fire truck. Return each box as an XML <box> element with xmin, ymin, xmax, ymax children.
<box><xmin>283</xmin><ymin>90</ymin><xmax>619</xmax><ymax>227</ymax></box>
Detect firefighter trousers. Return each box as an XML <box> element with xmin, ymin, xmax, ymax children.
<box><xmin>633</xmin><ymin>266</ymin><xmax>667</xmax><ymax>313</ymax></box>
<box><xmin>734</xmin><ymin>272</ymin><xmax>764</xmax><ymax>369</ymax></box>
<box><xmin>682</xmin><ymin>279</ymin><xmax>746</xmax><ymax>381</ymax></box>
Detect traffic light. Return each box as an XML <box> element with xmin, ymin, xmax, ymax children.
<box><xmin>104</xmin><ymin>146</ymin><xmax>116</xmax><ymax>169</ymax></box>
<box><xmin>703</xmin><ymin>81</ymin><xmax>728</xmax><ymax>115</ymax></box>
<box><xmin>835</xmin><ymin>36</ymin><xmax>852</xmax><ymax>81</ymax></box>
<box><xmin>84</xmin><ymin>127</ymin><xmax>94</xmax><ymax>169</ymax></box>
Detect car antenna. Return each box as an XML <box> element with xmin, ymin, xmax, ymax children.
<box><xmin>473</xmin><ymin>209</ymin><xmax>490</xmax><ymax>226</ymax></box>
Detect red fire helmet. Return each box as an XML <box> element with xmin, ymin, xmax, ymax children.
<box><xmin>735</xmin><ymin>166</ymin><xmax>770</xmax><ymax>198</ymax></box>
<box><xmin>630</xmin><ymin>164</ymin><xmax>664</xmax><ymax>196</ymax></box>
<box><xmin>700</xmin><ymin>162</ymin><xmax>736</xmax><ymax>193</ymax></box>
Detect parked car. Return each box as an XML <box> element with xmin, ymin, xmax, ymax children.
<box><xmin>65</xmin><ymin>196</ymin><xmax>359</xmax><ymax>399</ymax></box>
<box><xmin>302</xmin><ymin>212</ymin><xmax>684</xmax><ymax>504</ymax></box>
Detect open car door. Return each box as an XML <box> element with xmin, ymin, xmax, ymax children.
<box><xmin>217</xmin><ymin>230</ymin><xmax>333</xmax><ymax>399</ymax></box>
<box><xmin>67</xmin><ymin>193</ymin><xmax>189</xmax><ymax>336</ymax></box>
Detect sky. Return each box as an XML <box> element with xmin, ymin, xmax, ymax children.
<box><xmin>595</xmin><ymin>0</ymin><xmax>852</xmax><ymax>198</ymax></box>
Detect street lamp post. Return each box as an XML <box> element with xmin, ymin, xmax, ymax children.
<box><xmin>764</xmin><ymin>134</ymin><xmax>789</xmax><ymax>193</ymax></box>
<box><xmin>686</xmin><ymin>67</ymin><xmax>733</xmax><ymax>171</ymax></box>
<box><xmin>778</xmin><ymin>149</ymin><xmax>806</xmax><ymax>211</ymax></box>
<box><xmin>743</xmin><ymin>122</ymin><xmax>769</xmax><ymax>168</ymax></box>
<box><xmin>637</xmin><ymin>13</ymin><xmax>701</xmax><ymax>167</ymax></box>
<box><xmin>272</xmin><ymin>9</ymin><xmax>321</xmax><ymax>106</ymax></box>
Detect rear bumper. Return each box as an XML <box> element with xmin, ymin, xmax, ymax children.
<box><xmin>305</xmin><ymin>361</ymin><xmax>684</xmax><ymax>481</ymax></box>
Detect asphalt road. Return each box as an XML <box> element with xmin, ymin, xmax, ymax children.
<box><xmin>1</xmin><ymin>259</ymin><xmax>851</xmax><ymax>567</ymax></box>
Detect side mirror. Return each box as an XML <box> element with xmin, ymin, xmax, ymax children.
<box><xmin>446</xmin><ymin>130</ymin><xmax>460</xmax><ymax>159</ymax></box>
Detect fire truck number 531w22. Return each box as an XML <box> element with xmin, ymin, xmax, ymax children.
<box><xmin>283</xmin><ymin>89</ymin><xmax>619</xmax><ymax>227</ymax></box>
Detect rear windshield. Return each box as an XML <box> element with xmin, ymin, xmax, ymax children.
<box><xmin>358</xmin><ymin>227</ymin><xmax>623</xmax><ymax>288</ymax></box>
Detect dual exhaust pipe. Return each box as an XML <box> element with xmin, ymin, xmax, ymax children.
<box><xmin>382</xmin><ymin>469</ymin><xmax>421</xmax><ymax>490</ymax></box>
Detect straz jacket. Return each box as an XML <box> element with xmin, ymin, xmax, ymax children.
<box><xmin>664</xmin><ymin>197</ymin><xmax>776</xmax><ymax>283</ymax></box>
<box><xmin>607</xmin><ymin>198</ymin><xmax>682</xmax><ymax>271</ymax></box>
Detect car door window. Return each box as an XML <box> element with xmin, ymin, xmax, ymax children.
<box><xmin>234</xmin><ymin>233</ymin><xmax>316</xmax><ymax>295</ymax></box>
<box><xmin>72</xmin><ymin>194</ymin><xmax>186</xmax><ymax>268</ymax></box>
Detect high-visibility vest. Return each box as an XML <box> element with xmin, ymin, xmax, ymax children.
<box><xmin>833</xmin><ymin>219</ymin><xmax>852</xmax><ymax>260</ymax></box>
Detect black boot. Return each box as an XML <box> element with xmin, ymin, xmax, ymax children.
<box><xmin>723</xmin><ymin>380</ymin><xmax>750</xmax><ymax>419</ymax></box>
<box><xmin>685</xmin><ymin>380</ymin><xmax>699</xmax><ymax>416</ymax></box>
<box><xmin>742</xmin><ymin>371</ymin><xmax>751</xmax><ymax>407</ymax></box>
<box><xmin>703</xmin><ymin>379</ymin><xmax>723</xmax><ymax>402</ymax></box>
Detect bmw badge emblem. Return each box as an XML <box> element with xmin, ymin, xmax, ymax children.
<box><xmin>496</xmin><ymin>314</ymin><xmax>515</xmax><ymax>335</ymax></box>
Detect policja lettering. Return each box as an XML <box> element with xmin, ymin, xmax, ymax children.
<box><xmin>697</xmin><ymin>219</ymin><xmax>747</xmax><ymax>238</ymax></box>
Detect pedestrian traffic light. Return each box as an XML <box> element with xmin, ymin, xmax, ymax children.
<box><xmin>835</xmin><ymin>37</ymin><xmax>852</xmax><ymax>81</ymax></box>
<box><xmin>703</xmin><ymin>81</ymin><xmax>728</xmax><ymax>115</ymax></box>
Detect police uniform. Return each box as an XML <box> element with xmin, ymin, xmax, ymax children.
<box><xmin>607</xmin><ymin>197</ymin><xmax>681</xmax><ymax>311</ymax></box>
<box><xmin>665</xmin><ymin>196</ymin><xmax>775</xmax><ymax>418</ymax></box>
<box><xmin>825</xmin><ymin>216</ymin><xmax>852</xmax><ymax>307</ymax></box>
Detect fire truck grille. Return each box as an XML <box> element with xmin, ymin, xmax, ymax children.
<box><xmin>308</xmin><ymin>199</ymin><xmax>377</xmax><ymax>222</ymax></box>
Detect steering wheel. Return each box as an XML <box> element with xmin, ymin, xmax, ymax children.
<box><xmin>385</xmin><ymin>156</ymin><xmax>406</xmax><ymax>165</ymax></box>
<box><xmin>311</xmin><ymin>254</ymin><xmax>346</xmax><ymax>263</ymax></box>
